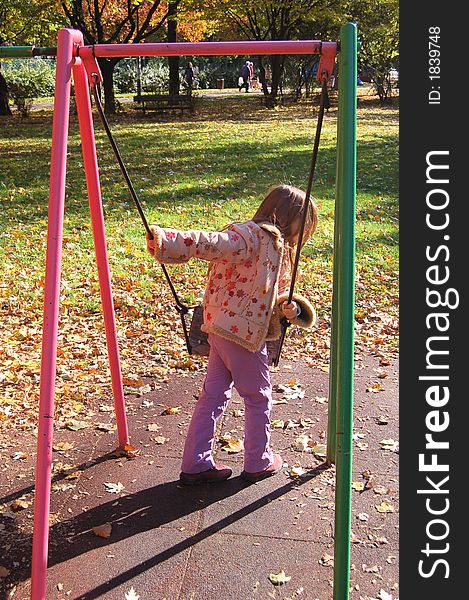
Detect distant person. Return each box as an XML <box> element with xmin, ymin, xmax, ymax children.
<box><xmin>239</xmin><ymin>61</ymin><xmax>251</xmax><ymax>93</ymax></box>
<box><xmin>247</xmin><ymin>60</ymin><xmax>254</xmax><ymax>81</ymax></box>
<box><xmin>184</xmin><ymin>62</ymin><xmax>195</xmax><ymax>95</ymax></box>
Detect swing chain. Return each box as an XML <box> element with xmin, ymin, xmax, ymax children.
<box><xmin>272</xmin><ymin>76</ymin><xmax>329</xmax><ymax>367</ymax></box>
<box><xmin>89</xmin><ymin>75</ymin><xmax>197</xmax><ymax>355</ymax></box>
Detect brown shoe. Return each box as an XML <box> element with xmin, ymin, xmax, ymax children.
<box><xmin>179</xmin><ymin>464</ymin><xmax>232</xmax><ymax>486</ymax></box>
<box><xmin>241</xmin><ymin>454</ymin><xmax>283</xmax><ymax>483</ymax></box>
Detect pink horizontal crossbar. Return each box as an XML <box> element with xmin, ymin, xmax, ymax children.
<box><xmin>78</xmin><ymin>40</ymin><xmax>334</xmax><ymax>59</ymax></box>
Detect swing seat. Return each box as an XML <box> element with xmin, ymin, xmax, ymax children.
<box><xmin>188</xmin><ymin>305</ymin><xmax>210</xmax><ymax>356</ymax></box>
<box><xmin>187</xmin><ymin>304</ymin><xmax>283</xmax><ymax>365</ymax></box>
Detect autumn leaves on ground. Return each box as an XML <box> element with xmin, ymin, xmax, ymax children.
<box><xmin>0</xmin><ymin>88</ymin><xmax>398</xmax><ymax>432</ymax></box>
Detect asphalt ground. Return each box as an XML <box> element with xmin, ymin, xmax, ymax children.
<box><xmin>1</xmin><ymin>354</ymin><xmax>398</xmax><ymax>600</ymax></box>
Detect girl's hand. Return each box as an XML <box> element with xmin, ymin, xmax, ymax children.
<box><xmin>146</xmin><ymin>226</ymin><xmax>157</xmax><ymax>257</ymax></box>
<box><xmin>282</xmin><ymin>301</ymin><xmax>299</xmax><ymax>321</ymax></box>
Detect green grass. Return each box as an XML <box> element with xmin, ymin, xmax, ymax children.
<box><xmin>0</xmin><ymin>90</ymin><xmax>398</xmax><ymax>426</ymax></box>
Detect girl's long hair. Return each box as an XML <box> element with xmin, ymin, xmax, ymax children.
<box><xmin>252</xmin><ymin>184</ymin><xmax>318</xmax><ymax>271</ymax></box>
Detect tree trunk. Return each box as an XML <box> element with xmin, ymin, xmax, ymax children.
<box><xmin>167</xmin><ymin>1</ymin><xmax>180</xmax><ymax>95</ymax></box>
<box><xmin>270</xmin><ymin>55</ymin><xmax>282</xmax><ymax>99</ymax></box>
<box><xmin>0</xmin><ymin>68</ymin><xmax>12</xmax><ymax>116</ymax></box>
<box><xmin>98</xmin><ymin>58</ymin><xmax>120</xmax><ymax>114</ymax></box>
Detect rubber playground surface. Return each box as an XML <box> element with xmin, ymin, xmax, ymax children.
<box><xmin>1</xmin><ymin>354</ymin><xmax>399</xmax><ymax>600</ymax></box>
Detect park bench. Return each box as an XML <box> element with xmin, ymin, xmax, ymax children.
<box><xmin>132</xmin><ymin>93</ymin><xmax>194</xmax><ymax>114</ymax></box>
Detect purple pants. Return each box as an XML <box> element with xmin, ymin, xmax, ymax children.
<box><xmin>181</xmin><ymin>333</ymin><xmax>274</xmax><ymax>474</ymax></box>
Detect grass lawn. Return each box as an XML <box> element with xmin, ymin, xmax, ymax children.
<box><xmin>0</xmin><ymin>88</ymin><xmax>398</xmax><ymax>429</ymax></box>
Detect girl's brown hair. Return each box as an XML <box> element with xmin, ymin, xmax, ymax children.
<box><xmin>252</xmin><ymin>184</ymin><xmax>317</xmax><ymax>244</ymax></box>
<box><xmin>252</xmin><ymin>184</ymin><xmax>318</xmax><ymax>274</ymax></box>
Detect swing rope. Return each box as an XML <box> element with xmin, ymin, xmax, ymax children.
<box><xmin>272</xmin><ymin>76</ymin><xmax>329</xmax><ymax>366</ymax></box>
<box><xmin>89</xmin><ymin>73</ymin><xmax>329</xmax><ymax>364</ymax></box>
<box><xmin>90</xmin><ymin>78</ymin><xmax>197</xmax><ymax>354</ymax></box>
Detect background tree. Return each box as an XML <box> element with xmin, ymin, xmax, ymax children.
<box><xmin>201</xmin><ymin>0</ymin><xmax>342</xmax><ymax>106</ymax></box>
<box><xmin>61</xmin><ymin>0</ymin><xmax>184</xmax><ymax>113</ymax></box>
<box><xmin>345</xmin><ymin>0</ymin><xmax>398</xmax><ymax>102</ymax></box>
<box><xmin>0</xmin><ymin>0</ymin><xmax>64</xmax><ymax>115</ymax></box>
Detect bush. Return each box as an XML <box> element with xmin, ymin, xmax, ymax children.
<box><xmin>114</xmin><ymin>58</ymin><xmax>138</xmax><ymax>94</ymax></box>
<box><xmin>4</xmin><ymin>59</ymin><xmax>55</xmax><ymax>116</ymax></box>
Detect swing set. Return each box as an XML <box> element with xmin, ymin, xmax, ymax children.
<box><xmin>1</xmin><ymin>22</ymin><xmax>357</xmax><ymax>600</ymax></box>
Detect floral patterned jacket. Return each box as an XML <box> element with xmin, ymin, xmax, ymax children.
<box><xmin>151</xmin><ymin>220</ymin><xmax>290</xmax><ymax>352</ymax></box>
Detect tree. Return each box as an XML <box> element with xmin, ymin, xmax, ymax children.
<box><xmin>198</xmin><ymin>0</ymin><xmax>342</xmax><ymax>106</ymax></box>
<box><xmin>345</xmin><ymin>0</ymin><xmax>398</xmax><ymax>102</ymax></box>
<box><xmin>61</xmin><ymin>0</ymin><xmax>184</xmax><ymax>113</ymax></box>
<box><xmin>0</xmin><ymin>0</ymin><xmax>64</xmax><ymax>115</ymax></box>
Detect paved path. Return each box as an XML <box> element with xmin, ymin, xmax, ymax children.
<box><xmin>1</xmin><ymin>354</ymin><xmax>398</xmax><ymax>600</ymax></box>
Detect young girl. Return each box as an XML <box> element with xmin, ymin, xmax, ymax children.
<box><xmin>146</xmin><ymin>184</ymin><xmax>318</xmax><ymax>485</ymax></box>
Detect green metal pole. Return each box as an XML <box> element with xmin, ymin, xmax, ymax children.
<box><xmin>331</xmin><ymin>22</ymin><xmax>357</xmax><ymax>600</ymax></box>
<box><xmin>0</xmin><ymin>46</ymin><xmax>56</xmax><ymax>58</ymax></box>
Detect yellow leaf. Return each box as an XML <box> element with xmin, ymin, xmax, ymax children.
<box><xmin>352</xmin><ymin>481</ymin><xmax>365</xmax><ymax>491</ymax></box>
<box><xmin>376</xmin><ymin>500</ymin><xmax>395</xmax><ymax>513</ymax></box>
<box><xmin>162</xmin><ymin>406</ymin><xmax>181</xmax><ymax>415</ymax></box>
<box><xmin>268</xmin><ymin>570</ymin><xmax>291</xmax><ymax>585</ymax></box>
<box><xmin>220</xmin><ymin>437</ymin><xmax>243</xmax><ymax>453</ymax></box>
<box><xmin>52</xmin><ymin>441</ymin><xmax>75</xmax><ymax>452</ymax></box>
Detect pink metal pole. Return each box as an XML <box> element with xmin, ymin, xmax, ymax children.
<box><xmin>31</xmin><ymin>28</ymin><xmax>81</xmax><ymax>600</ymax></box>
<box><xmin>79</xmin><ymin>39</ymin><xmax>330</xmax><ymax>60</ymax></box>
<box><xmin>72</xmin><ymin>59</ymin><xmax>129</xmax><ymax>447</ymax></box>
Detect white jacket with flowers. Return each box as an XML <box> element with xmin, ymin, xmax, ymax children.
<box><xmin>152</xmin><ymin>220</ymin><xmax>289</xmax><ymax>352</ymax></box>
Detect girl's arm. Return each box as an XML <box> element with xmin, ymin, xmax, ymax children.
<box><xmin>146</xmin><ymin>223</ymin><xmax>258</xmax><ymax>264</ymax></box>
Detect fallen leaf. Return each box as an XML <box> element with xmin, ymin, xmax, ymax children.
<box><xmin>272</xmin><ymin>397</ymin><xmax>288</xmax><ymax>405</ymax></box>
<box><xmin>375</xmin><ymin>500</ymin><xmax>395</xmax><ymax>513</ymax></box>
<box><xmin>289</xmin><ymin>465</ymin><xmax>306</xmax><ymax>478</ymax></box>
<box><xmin>366</xmin><ymin>382</ymin><xmax>384</xmax><ymax>393</ymax></box>
<box><xmin>292</xmin><ymin>435</ymin><xmax>310</xmax><ymax>452</ymax></box>
<box><xmin>66</xmin><ymin>419</ymin><xmax>89</xmax><ymax>431</ymax></box>
<box><xmin>380</xmin><ymin>438</ymin><xmax>399</xmax><ymax>452</ymax></box>
<box><xmin>154</xmin><ymin>436</ymin><xmax>168</xmax><ymax>445</ymax></box>
<box><xmin>309</xmin><ymin>442</ymin><xmax>327</xmax><ymax>458</ymax></box>
<box><xmin>362</xmin><ymin>564</ymin><xmax>380</xmax><ymax>573</ymax></box>
<box><xmin>377</xmin><ymin>590</ymin><xmax>394</xmax><ymax>600</ymax></box>
<box><xmin>52</xmin><ymin>441</ymin><xmax>75</xmax><ymax>452</ymax></box>
<box><xmin>271</xmin><ymin>419</ymin><xmax>285</xmax><ymax>429</ymax></box>
<box><xmin>103</xmin><ymin>482</ymin><xmax>124</xmax><ymax>494</ymax></box>
<box><xmin>11</xmin><ymin>498</ymin><xmax>29</xmax><ymax>511</ymax></box>
<box><xmin>319</xmin><ymin>552</ymin><xmax>334</xmax><ymax>567</ymax></box>
<box><xmin>357</xmin><ymin>512</ymin><xmax>369</xmax><ymax>522</ymax></box>
<box><xmin>162</xmin><ymin>406</ymin><xmax>180</xmax><ymax>415</ymax></box>
<box><xmin>122</xmin><ymin>377</ymin><xmax>144</xmax><ymax>387</ymax></box>
<box><xmin>147</xmin><ymin>423</ymin><xmax>161</xmax><ymax>432</ymax></box>
<box><xmin>314</xmin><ymin>396</ymin><xmax>327</xmax><ymax>404</ymax></box>
<box><xmin>352</xmin><ymin>481</ymin><xmax>365</xmax><ymax>491</ymax></box>
<box><xmin>124</xmin><ymin>587</ymin><xmax>140</xmax><ymax>600</ymax></box>
<box><xmin>92</xmin><ymin>523</ymin><xmax>112</xmax><ymax>538</ymax></box>
<box><xmin>0</xmin><ymin>566</ymin><xmax>10</xmax><ymax>578</ymax></box>
<box><xmin>220</xmin><ymin>437</ymin><xmax>243</xmax><ymax>453</ymax></box>
<box><xmin>268</xmin><ymin>570</ymin><xmax>291</xmax><ymax>585</ymax></box>
<box><xmin>10</xmin><ymin>452</ymin><xmax>28</xmax><ymax>460</ymax></box>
